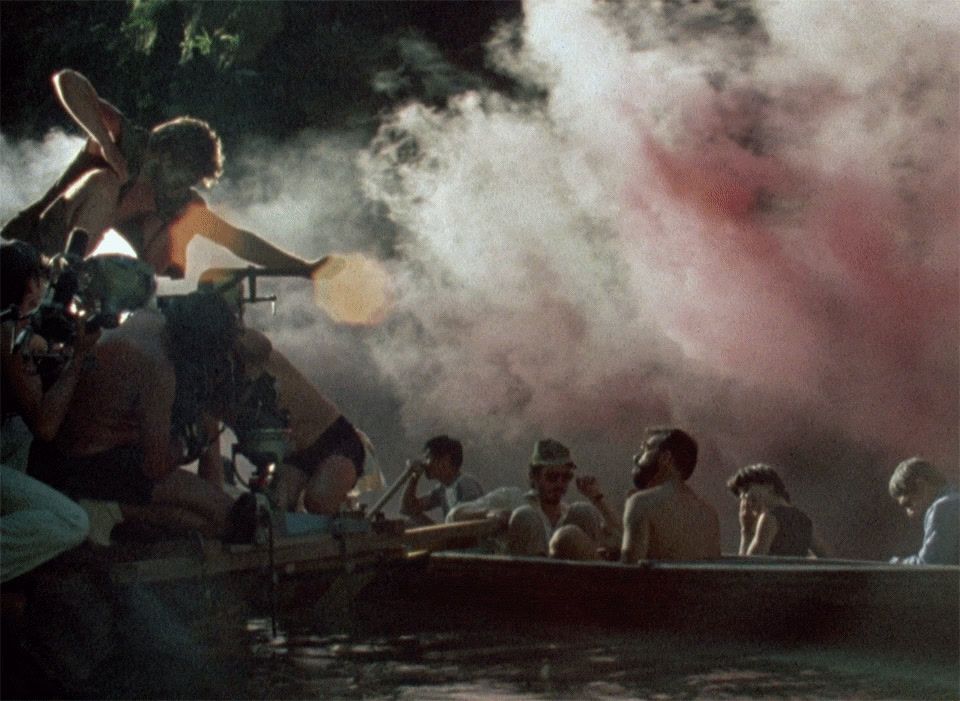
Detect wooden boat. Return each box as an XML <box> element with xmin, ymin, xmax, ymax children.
<box><xmin>361</xmin><ymin>550</ymin><xmax>960</xmax><ymax>664</ymax></box>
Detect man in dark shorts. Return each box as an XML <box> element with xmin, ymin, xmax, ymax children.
<box><xmin>232</xmin><ymin>328</ymin><xmax>365</xmax><ymax>515</ymax></box>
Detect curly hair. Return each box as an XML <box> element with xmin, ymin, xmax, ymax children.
<box><xmin>149</xmin><ymin>117</ymin><xmax>224</xmax><ymax>188</ymax></box>
<box><xmin>727</xmin><ymin>463</ymin><xmax>790</xmax><ymax>502</ymax></box>
<box><xmin>160</xmin><ymin>291</ymin><xmax>241</xmax><ymax>459</ymax></box>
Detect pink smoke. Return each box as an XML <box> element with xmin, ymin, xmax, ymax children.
<box><xmin>620</xmin><ymin>80</ymin><xmax>959</xmax><ymax>468</ymax></box>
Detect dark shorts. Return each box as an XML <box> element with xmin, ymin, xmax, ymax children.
<box><xmin>285</xmin><ymin>416</ymin><xmax>365</xmax><ymax>479</ymax></box>
<box><xmin>29</xmin><ymin>441</ymin><xmax>155</xmax><ymax>505</ymax></box>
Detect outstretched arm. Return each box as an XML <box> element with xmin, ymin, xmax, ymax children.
<box><xmin>52</xmin><ymin>69</ymin><xmax>128</xmax><ymax>180</ymax></box>
<box><xmin>175</xmin><ymin>203</ymin><xmax>325</xmax><ymax>274</ymax></box>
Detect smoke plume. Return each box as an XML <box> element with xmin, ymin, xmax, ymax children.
<box><xmin>2</xmin><ymin>1</ymin><xmax>956</xmax><ymax>557</ymax></box>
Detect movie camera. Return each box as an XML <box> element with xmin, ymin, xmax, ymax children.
<box><xmin>194</xmin><ymin>266</ymin><xmax>305</xmax><ymax>499</ymax></box>
<box><xmin>12</xmin><ymin>228</ymin><xmax>155</xmax><ymax>364</ymax></box>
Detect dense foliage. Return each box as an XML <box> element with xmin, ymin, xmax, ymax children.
<box><xmin>0</xmin><ymin>1</ymin><xmax>522</xmax><ymax>148</ymax></box>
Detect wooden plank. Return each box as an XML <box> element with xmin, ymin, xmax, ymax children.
<box><xmin>109</xmin><ymin>530</ymin><xmax>406</xmax><ymax>585</ymax></box>
<box><xmin>402</xmin><ymin>518</ymin><xmax>504</xmax><ymax>553</ymax></box>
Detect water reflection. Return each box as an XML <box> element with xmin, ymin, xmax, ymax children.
<box><xmin>235</xmin><ymin>619</ymin><xmax>958</xmax><ymax>700</ymax></box>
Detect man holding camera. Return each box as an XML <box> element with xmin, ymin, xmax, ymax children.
<box><xmin>1</xmin><ymin>239</ymin><xmax>92</xmax><ymax>581</ymax></box>
<box><xmin>400</xmin><ymin>435</ymin><xmax>484</xmax><ymax>525</ymax></box>
<box><xmin>28</xmin><ymin>291</ymin><xmax>239</xmax><ymax>540</ymax></box>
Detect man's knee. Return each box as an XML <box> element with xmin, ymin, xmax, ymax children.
<box><xmin>506</xmin><ymin>506</ymin><xmax>548</xmax><ymax>556</ymax></box>
<box><xmin>549</xmin><ymin>523</ymin><xmax>598</xmax><ymax>561</ymax></box>
<box><xmin>564</xmin><ymin>502</ymin><xmax>601</xmax><ymax>541</ymax></box>
<box><xmin>302</xmin><ymin>457</ymin><xmax>357</xmax><ymax>515</ymax></box>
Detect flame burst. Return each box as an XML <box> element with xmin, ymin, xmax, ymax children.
<box><xmin>311</xmin><ymin>252</ymin><xmax>394</xmax><ymax>326</ymax></box>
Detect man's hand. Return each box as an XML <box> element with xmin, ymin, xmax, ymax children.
<box><xmin>575</xmin><ymin>474</ymin><xmax>604</xmax><ymax>503</ymax></box>
<box><xmin>739</xmin><ymin>498</ymin><xmax>758</xmax><ymax>536</ymax></box>
<box><xmin>486</xmin><ymin>509</ymin><xmax>511</xmax><ymax>530</ymax></box>
<box><xmin>310</xmin><ymin>255</ymin><xmax>347</xmax><ymax>280</ymax></box>
<box><xmin>406</xmin><ymin>458</ymin><xmax>426</xmax><ymax>479</ymax></box>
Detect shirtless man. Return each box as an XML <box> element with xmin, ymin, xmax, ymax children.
<box><xmin>620</xmin><ymin>427</ymin><xmax>720</xmax><ymax>562</ymax></box>
<box><xmin>2</xmin><ymin>69</ymin><xmax>325</xmax><ymax>279</ymax></box>
<box><xmin>28</xmin><ymin>291</ymin><xmax>239</xmax><ymax>539</ymax></box>
<box><xmin>232</xmin><ymin>328</ymin><xmax>365</xmax><ymax>515</ymax></box>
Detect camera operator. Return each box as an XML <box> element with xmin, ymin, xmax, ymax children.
<box><xmin>1</xmin><ymin>239</ymin><xmax>93</xmax><ymax>583</ymax></box>
<box><xmin>28</xmin><ymin>291</ymin><xmax>240</xmax><ymax>541</ymax></box>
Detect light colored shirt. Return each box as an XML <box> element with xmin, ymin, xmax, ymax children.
<box><xmin>447</xmin><ymin>486</ymin><xmax>570</xmax><ymax>536</ymax></box>
<box><xmin>894</xmin><ymin>489</ymin><xmax>959</xmax><ymax>565</ymax></box>
<box><xmin>423</xmin><ymin>472</ymin><xmax>485</xmax><ymax>516</ymax></box>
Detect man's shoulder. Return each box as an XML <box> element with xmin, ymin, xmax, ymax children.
<box><xmin>456</xmin><ymin>472</ymin><xmax>485</xmax><ymax>495</ymax></box>
<box><xmin>628</xmin><ymin>482</ymin><xmax>677</xmax><ymax>508</ymax></box>
<box><xmin>929</xmin><ymin>490</ymin><xmax>960</xmax><ymax>518</ymax></box>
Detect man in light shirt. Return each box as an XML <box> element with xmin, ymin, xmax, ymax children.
<box><xmin>888</xmin><ymin>457</ymin><xmax>958</xmax><ymax>565</ymax></box>
<box><xmin>400</xmin><ymin>435</ymin><xmax>484</xmax><ymax>525</ymax></box>
<box><xmin>448</xmin><ymin>438</ymin><xmax>617</xmax><ymax>559</ymax></box>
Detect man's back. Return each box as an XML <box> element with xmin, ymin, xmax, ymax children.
<box><xmin>642</xmin><ymin>482</ymin><xmax>721</xmax><ymax>560</ymax></box>
<box><xmin>55</xmin><ymin>310</ymin><xmax>171</xmax><ymax>456</ymax></box>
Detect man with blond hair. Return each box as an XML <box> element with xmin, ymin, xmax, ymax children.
<box><xmin>888</xmin><ymin>457</ymin><xmax>958</xmax><ymax>565</ymax></box>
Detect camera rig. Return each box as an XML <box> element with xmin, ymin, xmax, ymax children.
<box><xmin>12</xmin><ymin>228</ymin><xmax>156</xmax><ymax>373</ymax></box>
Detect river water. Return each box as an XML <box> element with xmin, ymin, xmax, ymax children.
<box><xmin>228</xmin><ymin>617</ymin><xmax>957</xmax><ymax>700</ymax></box>
<box><xmin>4</xmin><ymin>562</ymin><xmax>957</xmax><ymax>699</ymax></box>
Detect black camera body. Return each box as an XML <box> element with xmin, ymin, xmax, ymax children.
<box><xmin>16</xmin><ymin>229</ymin><xmax>156</xmax><ymax>353</ymax></box>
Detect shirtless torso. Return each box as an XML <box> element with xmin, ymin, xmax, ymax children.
<box><xmin>621</xmin><ymin>480</ymin><xmax>721</xmax><ymax>562</ymax></box>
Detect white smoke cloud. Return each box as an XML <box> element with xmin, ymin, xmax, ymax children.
<box><xmin>2</xmin><ymin>0</ymin><xmax>956</xmax><ymax>556</ymax></box>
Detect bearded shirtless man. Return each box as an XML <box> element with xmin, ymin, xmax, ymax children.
<box><xmin>620</xmin><ymin>427</ymin><xmax>721</xmax><ymax>562</ymax></box>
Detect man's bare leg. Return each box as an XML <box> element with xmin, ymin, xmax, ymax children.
<box><xmin>271</xmin><ymin>464</ymin><xmax>309</xmax><ymax>511</ymax></box>
<box><xmin>303</xmin><ymin>456</ymin><xmax>357</xmax><ymax>515</ymax></box>
<box><xmin>549</xmin><ymin>524</ymin><xmax>600</xmax><ymax>560</ymax></box>
<box><xmin>150</xmin><ymin>469</ymin><xmax>234</xmax><ymax>536</ymax></box>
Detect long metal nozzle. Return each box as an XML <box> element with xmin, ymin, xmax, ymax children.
<box><xmin>366</xmin><ymin>461</ymin><xmax>420</xmax><ymax>521</ymax></box>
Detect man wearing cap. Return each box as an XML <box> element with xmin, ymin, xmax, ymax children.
<box><xmin>447</xmin><ymin>438</ymin><xmax>617</xmax><ymax>559</ymax></box>
<box><xmin>620</xmin><ymin>427</ymin><xmax>721</xmax><ymax>562</ymax></box>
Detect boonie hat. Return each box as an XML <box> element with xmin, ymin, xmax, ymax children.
<box><xmin>530</xmin><ymin>438</ymin><xmax>573</xmax><ymax>467</ymax></box>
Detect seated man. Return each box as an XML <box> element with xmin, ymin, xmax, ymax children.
<box><xmin>2</xmin><ymin>69</ymin><xmax>325</xmax><ymax>279</ymax></box>
<box><xmin>726</xmin><ymin>463</ymin><xmax>831</xmax><ymax>557</ymax></box>
<box><xmin>232</xmin><ymin>328</ymin><xmax>366</xmax><ymax>516</ymax></box>
<box><xmin>888</xmin><ymin>457</ymin><xmax>958</xmax><ymax>565</ymax></box>
<box><xmin>28</xmin><ymin>291</ymin><xmax>239</xmax><ymax>540</ymax></box>
<box><xmin>1</xmin><ymin>239</ymin><xmax>90</xmax><ymax>580</ymax></box>
<box><xmin>621</xmin><ymin>427</ymin><xmax>720</xmax><ymax>563</ymax></box>
<box><xmin>400</xmin><ymin>435</ymin><xmax>484</xmax><ymax>525</ymax></box>
<box><xmin>448</xmin><ymin>438</ymin><xmax>616</xmax><ymax>560</ymax></box>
